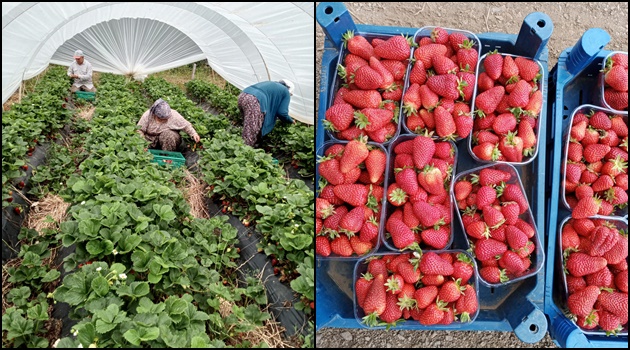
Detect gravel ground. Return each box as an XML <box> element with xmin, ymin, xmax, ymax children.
<box><xmin>315</xmin><ymin>2</ymin><xmax>628</xmax><ymax>348</ymax></box>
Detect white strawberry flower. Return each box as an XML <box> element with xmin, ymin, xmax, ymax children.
<box><xmin>53</xmin><ymin>339</ymin><xmax>60</xmax><ymax>348</ymax></box>
<box><xmin>88</xmin><ymin>343</ymin><xmax>97</xmax><ymax>348</ymax></box>
<box><xmin>96</xmin><ymin>267</ymin><xmax>102</xmax><ymax>272</ymax></box>
<box><xmin>81</xmin><ymin>201</ymin><xmax>85</xmax><ymax>205</ymax></box>
<box><xmin>112</xmin><ymin>249</ymin><xmax>118</xmax><ymax>255</ymax></box>
<box><xmin>118</xmin><ymin>273</ymin><xmax>127</xmax><ymax>280</ymax></box>
<box><xmin>73</xmin><ymin>329</ymin><xmax>78</xmax><ymax>337</ymax></box>
<box><xmin>78</xmin><ymin>343</ymin><xmax>83</xmax><ymax>348</ymax></box>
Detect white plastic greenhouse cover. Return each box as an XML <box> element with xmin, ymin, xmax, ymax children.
<box><xmin>2</xmin><ymin>2</ymin><xmax>314</xmax><ymax>124</ymax></box>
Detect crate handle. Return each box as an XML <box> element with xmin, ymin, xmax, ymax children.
<box><xmin>565</xmin><ymin>28</ymin><xmax>611</xmax><ymax>75</ymax></box>
<box><xmin>316</xmin><ymin>2</ymin><xmax>358</xmax><ymax>49</ymax></box>
<box><xmin>514</xmin><ymin>12</ymin><xmax>554</xmax><ymax>61</ymax></box>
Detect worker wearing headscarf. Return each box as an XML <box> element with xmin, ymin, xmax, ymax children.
<box><xmin>137</xmin><ymin>98</ymin><xmax>200</xmax><ymax>151</ymax></box>
<box><xmin>237</xmin><ymin>79</ymin><xmax>296</xmax><ymax>147</ymax></box>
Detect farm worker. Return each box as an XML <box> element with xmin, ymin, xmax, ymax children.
<box><xmin>67</xmin><ymin>50</ymin><xmax>96</xmax><ymax>93</ymax></box>
<box><xmin>137</xmin><ymin>98</ymin><xmax>201</xmax><ymax>152</ymax></box>
<box><xmin>237</xmin><ymin>79</ymin><xmax>296</xmax><ymax>147</ymax></box>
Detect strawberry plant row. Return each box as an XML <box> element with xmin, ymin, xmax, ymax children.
<box><xmin>185</xmin><ymin>79</ymin><xmax>241</xmax><ymax>123</ymax></box>
<box><xmin>545</xmin><ymin>28</ymin><xmax>628</xmax><ymax>348</ymax></box>
<box><xmin>316</xmin><ymin>3</ymin><xmax>552</xmax><ymax>343</ymax></box>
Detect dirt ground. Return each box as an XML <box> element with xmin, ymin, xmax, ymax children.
<box><xmin>315</xmin><ymin>2</ymin><xmax>628</xmax><ymax>348</ymax></box>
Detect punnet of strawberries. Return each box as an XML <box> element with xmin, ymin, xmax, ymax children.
<box><xmin>384</xmin><ymin>134</ymin><xmax>456</xmax><ymax>252</ymax></box>
<box><xmin>324</xmin><ymin>31</ymin><xmax>415</xmax><ymax>144</ymax></box>
<box><xmin>601</xmin><ymin>52</ymin><xmax>628</xmax><ymax>112</ymax></box>
<box><xmin>355</xmin><ymin>251</ymin><xmax>479</xmax><ymax>328</ymax></box>
<box><xmin>563</xmin><ymin>107</ymin><xmax>628</xmax><ymax>218</ymax></box>
<box><xmin>316</xmin><ymin>137</ymin><xmax>387</xmax><ymax>258</ymax></box>
<box><xmin>402</xmin><ymin>27</ymin><xmax>479</xmax><ymax>141</ymax></box>
<box><xmin>453</xmin><ymin>165</ymin><xmax>541</xmax><ymax>286</ymax></box>
<box><xmin>469</xmin><ymin>52</ymin><xmax>543</xmax><ymax>164</ymax></box>
<box><xmin>560</xmin><ymin>217</ymin><xmax>628</xmax><ymax>335</ymax></box>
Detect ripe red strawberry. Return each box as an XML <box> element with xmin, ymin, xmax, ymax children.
<box><xmin>438</xmin><ymin>280</ymin><xmax>464</xmax><ymax>303</ymax></box>
<box><xmin>352</xmin><ymin>65</ymin><xmax>384</xmax><ymax>90</ymax></box>
<box><xmin>585</xmin><ymin>266</ymin><xmax>614</xmax><ymax>289</ymax></box>
<box><xmin>501</xmin><ymin>201</ymin><xmax>520</xmax><ymax>225</ymax></box>
<box><xmin>362</xmin><ymin>274</ymin><xmax>387</xmax><ymax>326</ymax></box>
<box><xmin>330</xmin><ymin>235</ymin><xmax>353</xmax><ymax>257</ymax></box>
<box><xmin>409</xmin><ymin>60</ymin><xmax>427</xmax><ymax>85</ymax></box>
<box><xmin>451</xmin><ymin>254</ymin><xmax>474</xmax><ymax>284</ymax></box>
<box><xmin>514</xmin><ymin>57</ymin><xmax>540</xmax><ymax>82</ymax></box>
<box><xmin>561</xmin><ymin>223</ymin><xmax>580</xmax><ymax>251</ymax></box>
<box><xmin>417</xmin><ymin>165</ymin><xmax>445</xmax><ymax>196</ymax></box>
<box><xmin>432</xmin><ymin>55</ymin><xmax>459</xmax><ymax>75</ymax></box>
<box><xmin>478</xmin><ymin>168</ymin><xmax>511</xmax><ymax>186</ymax></box>
<box><xmin>374</xmin><ymin>34</ymin><xmax>412</xmax><ymax>61</ymax></box>
<box><xmin>465</xmin><ymin>220</ymin><xmax>490</xmax><ymax>240</ymax></box>
<box><xmin>414</xmin><ymin>285</ymin><xmax>439</xmax><ymax>309</ymax></box>
<box><xmin>611</xmin><ymin>53</ymin><xmax>628</xmax><ymax>69</ymax></box>
<box><xmin>475</xmin><ymin>238</ymin><xmax>507</xmax><ymax>261</ymax></box>
<box><xmin>359</xmin><ymin>216</ymin><xmax>379</xmax><ymax>243</ymax></box>
<box><xmin>343</xmin><ymin>89</ymin><xmax>382</xmax><ymax>109</ymax></box>
<box><xmin>316</xmin><ymin>198</ymin><xmax>335</xmax><ymax>219</ymax></box>
<box><xmin>498</xmin><ymin>250</ymin><xmax>527</xmax><ymax>275</ymax></box>
<box><xmin>483</xmin><ymin>50</ymin><xmax>504</xmax><ymax>80</ymax></box>
<box><xmin>475</xmin><ymin>86</ymin><xmax>505</xmax><ymax>115</ymax></box>
<box><xmin>379</xmin><ymin>292</ymin><xmax>404</xmax><ymax>324</ymax></box>
<box><xmin>505</xmin><ymin>225</ymin><xmax>528</xmax><ymax>250</ymax></box>
<box><xmin>337</xmin><ymin>125</ymin><xmax>366</xmax><ymax>141</ymax></box>
<box><xmin>320</xmin><ymin>185</ymin><xmax>344</xmax><ymax>206</ymax></box>
<box><xmin>605</xmin><ymin>65</ymin><xmax>628</xmax><ymax>92</ymax></box>
<box><xmin>457</xmin><ymin>40</ymin><xmax>478</xmax><ymax>72</ymax></box>
<box><xmin>566</xmin><ymin>252</ymin><xmax>608</xmax><ymax>277</ymax></box>
<box><xmin>455</xmin><ymin>284</ymin><xmax>478</xmax><ymax>322</ymax></box>
<box><xmin>615</xmin><ymin>271</ymin><xmax>628</xmax><ymax>293</ymax></box>
<box><xmin>610</xmin><ymin>115</ymin><xmax>628</xmax><ymax>137</ymax></box>
<box><xmin>402</xmin><ymin>83</ymin><xmax>422</xmax><ymax>115</ymax></box>
<box><xmin>500</xmin><ymin>55</ymin><xmax>519</xmax><ymax>80</ymax></box>
<box><xmin>381</xmin><ymin>60</ymin><xmax>408</xmax><ymax>81</ymax></box>
<box><xmin>599</xmin><ymin>310</ymin><xmax>623</xmax><ymax>334</ymax></box>
<box><xmin>492</xmin><ymin>113</ymin><xmax>517</xmax><ymax>135</ymax></box>
<box><xmin>342</xmin><ymin>167</ymin><xmax>362</xmax><ymax>184</ymax></box>
<box><xmin>566</xmin><ymin>275</ymin><xmax>587</xmax><ymax>295</ymax></box>
<box><xmin>502</xmin><ymin>184</ymin><xmax>529</xmax><ymax>214</ymax></box>
<box><xmin>419</xmin><ymin>84</ymin><xmax>440</xmax><ymax>110</ymax></box>
<box><xmin>339</xmin><ymin>206</ymin><xmax>366</xmax><ymax>235</ymax></box>
<box><xmin>316</xmin><ymin>235</ymin><xmax>332</xmax><ymax>257</ymax></box>
<box><xmin>363</xmin><ymin>148</ymin><xmax>386</xmax><ymax>184</ymax></box>
<box><xmin>457</xmin><ymin>71</ymin><xmax>475</xmax><ymax>102</ymax></box>
<box><xmin>367</xmin><ymin>258</ymin><xmax>388</xmax><ymax>277</ymax></box>
<box><xmin>395</xmin><ymin>167</ymin><xmax>420</xmax><ymax>196</ymax></box>
<box><xmin>499</xmin><ymin>132</ymin><xmax>524</xmax><ymax>162</ymax></box>
<box><xmin>388</xmin><ymin>217</ymin><xmax>416</xmax><ymax>249</ymax></box>
<box><xmin>476</xmin><ymin>185</ymin><xmax>497</xmax><ymax>209</ymax></box>
<box><xmin>592</xmin><ymin>174</ymin><xmax>615</xmax><ymax>192</ymax></box>
<box><xmin>567</xmin><ymin>285</ymin><xmax>601</xmax><ymax>317</ymax></box>
<box><xmin>588</xmin><ymin>225</ymin><xmax>619</xmax><ymax>257</ymax></box>
<box><xmin>419</xmin><ymin>302</ymin><xmax>447</xmax><ymax>326</ymax></box>
<box><xmin>473</xmin><ymin>142</ymin><xmax>502</xmax><ymax>162</ymax></box>
<box><xmin>571</xmin><ymin>196</ymin><xmax>602</xmax><ymax>219</ymax></box>
<box><xmin>394</xmin><ymin>139</ymin><xmax>416</xmax><ymax>155</ymax></box>
<box><xmin>421</xmin><ymin>225</ymin><xmax>451</xmax><ymax>250</ymax></box>
<box><xmin>339</xmin><ymin>138</ymin><xmax>369</xmax><ymax>173</ymax></box>
<box><xmin>480</xmin><ymin>266</ymin><xmax>509</xmax><ymax>284</ymax></box>
<box><xmin>454</xmin><ymin>180</ymin><xmax>473</xmax><ymax>201</ymax></box>
<box><xmin>385</xmin><ymin>273</ymin><xmax>405</xmax><ymax>295</ymax></box>
<box><xmin>411</xmin><ymin>200</ymin><xmax>442</xmax><ymax>228</ymax></box>
<box><xmin>397</xmin><ymin>261</ymin><xmax>421</xmax><ymax>284</ymax></box>
<box><xmin>355</xmin><ymin>273</ymin><xmax>374</xmax><ymax>308</ymax></box>
<box><xmin>477</xmin><ymin>72</ymin><xmax>495</xmax><ymax>92</ymax></box>
<box><xmin>433</xmin><ymin>106</ymin><xmax>457</xmax><ymax>139</ymax></box>
<box><xmin>427</xmin><ymin>74</ymin><xmax>460</xmax><ymax>100</ymax></box>
<box><xmin>519</xmin><ymin>116</ymin><xmax>537</xmax><ymax>151</ymax></box>
<box><xmin>387</xmin><ymin>183</ymin><xmax>408</xmax><ymax>207</ymax></box>
<box><xmin>412</xmin><ymin>135</ymin><xmax>436</xmax><ymax>169</ymax></box>
<box><xmin>508</xmin><ymin>80</ymin><xmax>532</xmax><ymax>108</ymax></box>
<box><xmin>420</xmin><ymin>252</ymin><xmax>454</xmax><ymax>276</ymax></box>
<box><xmin>318</xmin><ymin>157</ymin><xmax>345</xmax><ymax>185</ymax></box>
<box><xmin>414</xmin><ymin>43</ymin><xmax>448</xmax><ymax>69</ymax></box>
<box><xmin>402</xmin><ymin>201</ymin><xmax>420</xmax><ymax>229</ymax></box>
<box><xmin>604</xmin><ymin>88</ymin><xmax>628</xmax><ymax>111</ymax></box>
<box><xmin>343</xmin><ymin>31</ymin><xmax>374</xmax><ymax>60</ymax></box>
<box><xmin>602</xmin><ymin>234</ymin><xmax>628</xmax><ymax>265</ymax></box>
<box><xmin>333</xmin><ymin>184</ymin><xmax>368</xmax><ymax>207</ymax></box>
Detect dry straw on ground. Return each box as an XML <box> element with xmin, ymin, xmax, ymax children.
<box><xmin>179</xmin><ymin>169</ymin><xmax>210</xmax><ymax>218</ymax></box>
<box><xmin>25</xmin><ymin>194</ymin><xmax>70</xmax><ymax>234</ymax></box>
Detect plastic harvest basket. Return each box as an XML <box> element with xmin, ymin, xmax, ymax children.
<box><xmin>315</xmin><ymin>140</ymin><xmax>388</xmax><ymax>260</ymax></box>
<box><xmin>353</xmin><ymin>250</ymin><xmax>480</xmax><ymax>330</ymax></box>
<box><xmin>467</xmin><ymin>52</ymin><xmax>545</xmax><ymax>166</ymax></box>
<box><xmin>452</xmin><ymin>163</ymin><xmax>545</xmax><ymax>288</ymax></box>
<box><xmin>599</xmin><ymin>51</ymin><xmax>629</xmax><ymax>113</ymax></box>
<box><xmin>324</xmin><ymin>32</ymin><xmax>406</xmax><ymax>146</ymax></box>
<box><xmin>556</xmin><ymin>215</ymin><xmax>628</xmax><ymax>337</ymax></box>
<box><xmin>316</xmin><ymin>2</ymin><xmax>552</xmax><ymax>344</ymax></box>
<box><xmin>560</xmin><ymin>104</ymin><xmax>628</xmax><ymax>217</ymax></box>
<box><xmin>545</xmin><ymin>28</ymin><xmax>629</xmax><ymax>348</ymax></box>
<box><xmin>148</xmin><ymin>149</ymin><xmax>186</xmax><ymax>168</ymax></box>
<box><xmin>75</xmin><ymin>91</ymin><xmax>96</xmax><ymax>101</ymax></box>
<box><xmin>400</xmin><ymin>26</ymin><xmax>481</xmax><ymax>141</ymax></box>
<box><xmin>381</xmin><ymin>135</ymin><xmax>457</xmax><ymax>252</ymax></box>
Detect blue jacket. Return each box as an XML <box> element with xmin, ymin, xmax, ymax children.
<box><xmin>243</xmin><ymin>81</ymin><xmax>292</xmax><ymax>136</ymax></box>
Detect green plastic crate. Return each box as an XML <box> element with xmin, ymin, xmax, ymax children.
<box><xmin>148</xmin><ymin>149</ymin><xmax>186</xmax><ymax>168</ymax></box>
<box><xmin>74</xmin><ymin>91</ymin><xmax>96</xmax><ymax>101</ymax></box>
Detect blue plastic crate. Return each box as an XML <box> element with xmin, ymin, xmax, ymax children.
<box><xmin>316</xmin><ymin>2</ymin><xmax>552</xmax><ymax>344</ymax></box>
<box><xmin>545</xmin><ymin>28</ymin><xmax>629</xmax><ymax>348</ymax></box>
